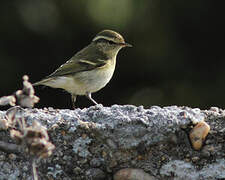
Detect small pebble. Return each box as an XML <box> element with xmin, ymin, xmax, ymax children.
<box><xmin>189</xmin><ymin>121</ymin><xmax>210</xmax><ymax>150</ymax></box>
<box><xmin>8</xmin><ymin>153</ymin><xmax>17</xmax><ymax>161</ymax></box>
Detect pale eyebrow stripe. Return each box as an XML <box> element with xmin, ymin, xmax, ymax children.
<box><xmin>92</xmin><ymin>35</ymin><xmax>114</xmax><ymax>42</ymax></box>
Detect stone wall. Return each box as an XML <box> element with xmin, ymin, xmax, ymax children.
<box><xmin>0</xmin><ymin>105</ymin><xmax>224</xmax><ymax>180</ymax></box>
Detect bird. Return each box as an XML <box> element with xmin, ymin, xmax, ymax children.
<box><xmin>33</xmin><ymin>30</ymin><xmax>132</xmax><ymax>108</ymax></box>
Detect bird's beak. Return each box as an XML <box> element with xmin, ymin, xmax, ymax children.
<box><xmin>119</xmin><ymin>42</ymin><xmax>132</xmax><ymax>47</ymax></box>
<box><xmin>124</xmin><ymin>43</ymin><xmax>133</xmax><ymax>47</ymax></box>
<box><xmin>124</xmin><ymin>42</ymin><xmax>132</xmax><ymax>47</ymax></box>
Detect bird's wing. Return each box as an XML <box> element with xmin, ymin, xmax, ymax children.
<box><xmin>47</xmin><ymin>45</ymin><xmax>109</xmax><ymax>78</ymax></box>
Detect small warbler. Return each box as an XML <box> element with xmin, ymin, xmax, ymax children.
<box><xmin>33</xmin><ymin>30</ymin><xmax>132</xmax><ymax>108</ymax></box>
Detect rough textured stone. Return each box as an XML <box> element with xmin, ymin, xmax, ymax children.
<box><xmin>160</xmin><ymin>159</ymin><xmax>225</xmax><ymax>180</ymax></box>
<box><xmin>0</xmin><ymin>105</ymin><xmax>224</xmax><ymax>180</ymax></box>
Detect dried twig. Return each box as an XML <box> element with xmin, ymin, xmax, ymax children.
<box><xmin>0</xmin><ymin>75</ymin><xmax>54</xmax><ymax>180</ymax></box>
<box><xmin>0</xmin><ymin>75</ymin><xmax>39</xmax><ymax>108</ymax></box>
<box><xmin>32</xmin><ymin>158</ymin><xmax>39</xmax><ymax>180</ymax></box>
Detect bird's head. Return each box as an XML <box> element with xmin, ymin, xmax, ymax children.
<box><xmin>92</xmin><ymin>30</ymin><xmax>132</xmax><ymax>56</ymax></box>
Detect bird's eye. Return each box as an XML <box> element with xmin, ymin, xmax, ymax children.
<box><xmin>108</xmin><ymin>40</ymin><xmax>116</xmax><ymax>45</ymax></box>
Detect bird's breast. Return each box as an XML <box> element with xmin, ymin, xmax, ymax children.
<box><xmin>70</xmin><ymin>58</ymin><xmax>116</xmax><ymax>95</ymax></box>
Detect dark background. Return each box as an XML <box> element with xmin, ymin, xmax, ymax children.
<box><xmin>1</xmin><ymin>0</ymin><xmax>225</xmax><ymax>109</ymax></box>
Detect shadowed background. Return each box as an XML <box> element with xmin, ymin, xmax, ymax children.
<box><xmin>0</xmin><ymin>0</ymin><xmax>225</xmax><ymax>109</ymax></box>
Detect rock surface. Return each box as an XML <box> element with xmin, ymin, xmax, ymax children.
<box><xmin>0</xmin><ymin>105</ymin><xmax>224</xmax><ymax>180</ymax></box>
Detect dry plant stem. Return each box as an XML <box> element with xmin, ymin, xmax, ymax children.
<box><xmin>0</xmin><ymin>141</ymin><xmax>21</xmax><ymax>154</ymax></box>
<box><xmin>32</xmin><ymin>159</ymin><xmax>38</xmax><ymax>180</ymax></box>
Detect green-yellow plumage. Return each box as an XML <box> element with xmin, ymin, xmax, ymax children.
<box><xmin>33</xmin><ymin>30</ymin><xmax>132</xmax><ymax>108</ymax></box>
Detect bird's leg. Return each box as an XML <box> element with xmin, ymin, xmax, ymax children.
<box><xmin>86</xmin><ymin>92</ymin><xmax>98</xmax><ymax>105</ymax></box>
<box><xmin>71</xmin><ymin>94</ymin><xmax>77</xmax><ymax>109</ymax></box>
